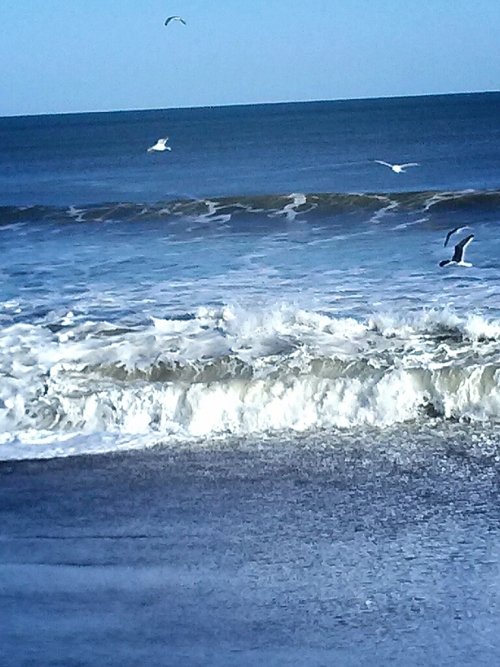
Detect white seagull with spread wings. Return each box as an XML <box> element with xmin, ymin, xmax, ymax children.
<box><xmin>147</xmin><ymin>138</ymin><xmax>171</xmax><ymax>152</ymax></box>
<box><xmin>374</xmin><ymin>160</ymin><xmax>420</xmax><ymax>174</ymax></box>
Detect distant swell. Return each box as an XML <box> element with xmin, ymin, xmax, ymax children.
<box><xmin>2</xmin><ymin>189</ymin><xmax>500</xmax><ymax>226</ymax></box>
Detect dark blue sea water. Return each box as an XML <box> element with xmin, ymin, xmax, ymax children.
<box><xmin>1</xmin><ymin>93</ymin><xmax>500</xmax><ymax>665</ymax></box>
<box><xmin>1</xmin><ymin>93</ymin><xmax>500</xmax><ymax>206</ymax></box>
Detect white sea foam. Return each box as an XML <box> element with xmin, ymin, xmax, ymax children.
<box><xmin>2</xmin><ymin>304</ymin><xmax>500</xmax><ymax>460</ymax></box>
<box><xmin>368</xmin><ymin>195</ymin><xmax>400</xmax><ymax>224</ymax></box>
<box><xmin>369</xmin><ymin>308</ymin><xmax>500</xmax><ymax>341</ymax></box>
<box><xmin>275</xmin><ymin>193</ymin><xmax>311</xmax><ymax>221</ymax></box>
<box><xmin>422</xmin><ymin>189</ymin><xmax>476</xmax><ymax>212</ymax></box>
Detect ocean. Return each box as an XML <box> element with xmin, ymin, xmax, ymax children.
<box><xmin>1</xmin><ymin>92</ymin><xmax>500</xmax><ymax>665</ymax></box>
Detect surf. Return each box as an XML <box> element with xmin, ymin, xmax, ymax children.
<box><xmin>2</xmin><ymin>305</ymin><xmax>500</xmax><ymax>460</ymax></box>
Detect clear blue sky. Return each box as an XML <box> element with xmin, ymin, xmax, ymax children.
<box><xmin>2</xmin><ymin>0</ymin><xmax>499</xmax><ymax>116</ymax></box>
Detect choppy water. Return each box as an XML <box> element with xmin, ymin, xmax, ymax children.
<box><xmin>2</xmin><ymin>183</ymin><xmax>500</xmax><ymax>459</ymax></box>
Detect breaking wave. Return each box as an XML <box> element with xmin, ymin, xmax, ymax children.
<box><xmin>2</xmin><ymin>304</ymin><xmax>500</xmax><ymax>459</ymax></box>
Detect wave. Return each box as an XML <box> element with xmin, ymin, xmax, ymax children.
<box><xmin>2</xmin><ymin>189</ymin><xmax>500</xmax><ymax>226</ymax></box>
<box><xmin>2</xmin><ymin>305</ymin><xmax>500</xmax><ymax>458</ymax></box>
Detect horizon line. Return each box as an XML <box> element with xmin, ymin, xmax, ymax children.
<box><xmin>1</xmin><ymin>88</ymin><xmax>499</xmax><ymax>120</ymax></box>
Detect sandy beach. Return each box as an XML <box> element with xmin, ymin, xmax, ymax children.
<box><xmin>2</xmin><ymin>432</ymin><xmax>500</xmax><ymax>666</ymax></box>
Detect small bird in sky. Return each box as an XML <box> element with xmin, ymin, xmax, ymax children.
<box><xmin>147</xmin><ymin>138</ymin><xmax>171</xmax><ymax>153</ymax></box>
<box><xmin>439</xmin><ymin>234</ymin><xmax>474</xmax><ymax>268</ymax></box>
<box><xmin>374</xmin><ymin>160</ymin><xmax>420</xmax><ymax>174</ymax></box>
<box><xmin>165</xmin><ymin>16</ymin><xmax>186</xmax><ymax>27</ymax></box>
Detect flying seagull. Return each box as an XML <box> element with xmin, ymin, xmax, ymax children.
<box><xmin>439</xmin><ymin>234</ymin><xmax>474</xmax><ymax>268</ymax></box>
<box><xmin>374</xmin><ymin>160</ymin><xmax>420</xmax><ymax>174</ymax></box>
<box><xmin>147</xmin><ymin>138</ymin><xmax>171</xmax><ymax>152</ymax></box>
<box><xmin>444</xmin><ymin>225</ymin><xmax>471</xmax><ymax>247</ymax></box>
<box><xmin>165</xmin><ymin>15</ymin><xmax>186</xmax><ymax>26</ymax></box>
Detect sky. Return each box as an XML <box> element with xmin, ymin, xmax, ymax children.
<box><xmin>1</xmin><ymin>0</ymin><xmax>499</xmax><ymax>116</ymax></box>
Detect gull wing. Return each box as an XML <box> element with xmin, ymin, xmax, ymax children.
<box><xmin>400</xmin><ymin>163</ymin><xmax>420</xmax><ymax>168</ymax></box>
<box><xmin>444</xmin><ymin>226</ymin><xmax>471</xmax><ymax>247</ymax></box>
<box><xmin>374</xmin><ymin>160</ymin><xmax>392</xmax><ymax>168</ymax></box>
<box><xmin>165</xmin><ymin>16</ymin><xmax>186</xmax><ymax>26</ymax></box>
<box><xmin>444</xmin><ymin>227</ymin><xmax>459</xmax><ymax>247</ymax></box>
<box><xmin>452</xmin><ymin>234</ymin><xmax>474</xmax><ymax>262</ymax></box>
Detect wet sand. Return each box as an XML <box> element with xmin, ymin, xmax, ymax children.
<box><xmin>1</xmin><ymin>436</ymin><xmax>500</xmax><ymax>666</ymax></box>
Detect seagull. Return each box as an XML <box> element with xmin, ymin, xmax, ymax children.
<box><xmin>147</xmin><ymin>138</ymin><xmax>171</xmax><ymax>153</ymax></box>
<box><xmin>165</xmin><ymin>15</ymin><xmax>186</xmax><ymax>27</ymax></box>
<box><xmin>374</xmin><ymin>160</ymin><xmax>420</xmax><ymax>174</ymax></box>
<box><xmin>439</xmin><ymin>234</ymin><xmax>474</xmax><ymax>268</ymax></box>
<box><xmin>443</xmin><ymin>225</ymin><xmax>471</xmax><ymax>247</ymax></box>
